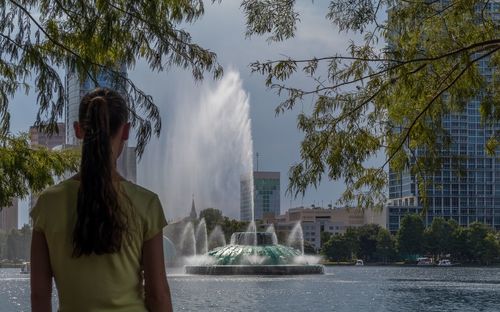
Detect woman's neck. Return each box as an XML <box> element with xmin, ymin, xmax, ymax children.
<box><xmin>71</xmin><ymin>172</ymin><xmax>125</xmax><ymax>182</ymax></box>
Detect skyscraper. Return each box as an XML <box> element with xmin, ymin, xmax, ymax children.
<box><xmin>65</xmin><ymin>66</ymin><xmax>137</xmax><ymax>182</ymax></box>
<box><xmin>388</xmin><ymin>103</ymin><xmax>500</xmax><ymax>232</ymax></box>
<box><xmin>240</xmin><ymin>171</ymin><xmax>280</xmax><ymax>221</ymax></box>
<box><xmin>0</xmin><ymin>198</ymin><xmax>18</xmax><ymax>232</ymax></box>
<box><xmin>387</xmin><ymin>14</ymin><xmax>500</xmax><ymax>233</ymax></box>
<box><xmin>65</xmin><ymin>66</ymin><xmax>128</xmax><ymax>145</ymax></box>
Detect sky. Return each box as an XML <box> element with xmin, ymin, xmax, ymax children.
<box><xmin>9</xmin><ymin>1</ymin><xmax>374</xmax><ymax>224</ymax></box>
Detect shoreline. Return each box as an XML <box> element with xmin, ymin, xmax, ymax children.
<box><xmin>0</xmin><ymin>263</ymin><xmax>25</xmax><ymax>269</ymax></box>
<box><xmin>321</xmin><ymin>261</ymin><xmax>500</xmax><ymax>267</ymax></box>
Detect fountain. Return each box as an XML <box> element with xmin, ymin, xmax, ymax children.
<box><xmin>208</xmin><ymin>225</ymin><xmax>226</xmax><ymax>250</ymax></box>
<box><xmin>179</xmin><ymin>222</ymin><xmax>196</xmax><ymax>257</ymax></box>
<box><xmin>156</xmin><ymin>70</ymin><xmax>323</xmax><ymax>274</ymax></box>
<box><xmin>195</xmin><ymin>218</ymin><xmax>208</xmax><ymax>255</ymax></box>
<box><xmin>185</xmin><ymin>231</ymin><xmax>324</xmax><ymax>275</ymax></box>
<box><xmin>266</xmin><ymin>224</ymin><xmax>278</xmax><ymax>245</ymax></box>
<box><xmin>156</xmin><ymin>70</ymin><xmax>254</xmax><ymax>220</ymax></box>
<box><xmin>288</xmin><ymin>222</ymin><xmax>305</xmax><ymax>255</ymax></box>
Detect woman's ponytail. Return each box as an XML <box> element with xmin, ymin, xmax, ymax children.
<box><xmin>72</xmin><ymin>88</ymin><xmax>129</xmax><ymax>257</ymax></box>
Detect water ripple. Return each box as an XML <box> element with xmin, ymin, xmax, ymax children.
<box><xmin>2</xmin><ymin>266</ymin><xmax>500</xmax><ymax>312</ymax></box>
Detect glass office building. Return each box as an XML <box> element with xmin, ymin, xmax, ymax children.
<box><xmin>387</xmin><ymin>2</ymin><xmax>500</xmax><ymax>232</ymax></box>
<box><xmin>240</xmin><ymin>171</ymin><xmax>281</xmax><ymax>221</ymax></box>
<box><xmin>388</xmin><ymin>60</ymin><xmax>500</xmax><ymax>232</ymax></box>
<box><xmin>65</xmin><ymin>66</ymin><xmax>128</xmax><ymax>146</ymax></box>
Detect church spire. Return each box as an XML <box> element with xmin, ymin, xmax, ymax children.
<box><xmin>190</xmin><ymin>194</ymin><xmax>197</xmax><ymax>220</ymax></box>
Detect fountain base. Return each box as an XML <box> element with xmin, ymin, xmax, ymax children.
<box><xmin>185</xmin><ymin>264</ymin><xmax>324</xmax><ymax>275</ymax></box>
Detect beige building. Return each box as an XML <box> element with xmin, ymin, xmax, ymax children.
<box><xmin>264</xmin><ymin>206</ymin><xmax>387</xmax><ymax>251</ymax></box>
<box><xmin>29</xmin><ymin>124</ymin><xmax>67</xmax><ymax>211</ymax></box>
<box><xmin>0</xmin><ymin>198</ymin><xmax>18</xmax><ymax>232</ymax></box>
<box><xmin>29</xmin><ymin>123</ymin><xmax>66</xmax><ymax>149</ymax></box>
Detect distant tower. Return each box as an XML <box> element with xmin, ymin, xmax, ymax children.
<box><xmin>190</xmin><ymin>195</ymin><xmax>197</xmax><ymax>220</ymax></box>
<box><xmin>0</xmin><ymin>198</ymin><xmax>18</xmax><ymax>231</ymax></box>
<box><xmin>240</xmin><ymin>171</ymin><xmax>281</xmax><ymax>221</ymax></box>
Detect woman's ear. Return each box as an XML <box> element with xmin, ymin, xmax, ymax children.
<box><xmin>121</xmin><ymin>122</ymin><xmax>131</xmax><ymax>141</ymax></box>
<box><xmin>74</xmin><ymin>122</ymin><xmax>84</xmax><ymax>139</ymax></box>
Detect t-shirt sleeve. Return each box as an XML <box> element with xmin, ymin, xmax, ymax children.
<box><xmin>29</xmin><ymin>194</ymin><xmax>46</xmax><ymax>232</ymax></box>
<box><xmin>143</xmin><ymin>194</ymin><xmax>168</xmax><ymax>241</ymax></box>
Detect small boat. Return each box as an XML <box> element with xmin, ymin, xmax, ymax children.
<box><xmin>437</xmin><ymin>259</ymin><xmax>454</xmax><ymax>266</ymax></box>
<box><xmin>416</xmin><ymin>257</ymin><xmax>433</xmax><ymax>266</ymax></box>
<box><xmin>355</xmin><ymin>259</ymin><xmax>364</xmax><ymax>266</ymax></box>
<box><xmin>20</xmin><ymin>262</ymin><xmax>30</xmax><ymax>274</ymax></box>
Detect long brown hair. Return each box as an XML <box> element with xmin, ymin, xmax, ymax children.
<box><xmin>72</xmin><ymin>88</ymin><xmax>129</xmax><ymax>257</ymax></box>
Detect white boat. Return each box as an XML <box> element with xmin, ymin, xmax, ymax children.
<box><xmin>355</xmin><ymin>259</ymin><xmax>364</xmax><ymax>266</ymax></box>
<box><xmin>416</xmin><ymin>257</ymin><xmax>433</xmax><ymax>266</ymax></box>
<box><xmin>437</xmin><ymin>259</ymin><xmax>454</xmax><ymax>266</ymax></box>
<box><xmin>20</xmin><ymin>262</ymin><xmax>30</xmax><ymax>274</ymax></box>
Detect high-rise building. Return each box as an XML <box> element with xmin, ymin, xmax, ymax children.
<box><xmin>240</xmin><ymin>171</ymin><xmax>280</xmax><ymax>221</ymax></box>
<box><xmin>240</xmin><ymin>174</ymin><xmax>253</xmax><ymax>221</ymax></box>
<box><xmin>0</xmin><ymin>198</ymin><xmax>18</xmax><ymax>232</ymax></box>
<box><xmin>387</xmin><ymin>9</ymin><xmax>500</xmax><ymax>232</ymax></box>
<box><xmin>65</xmin><ymin>66</ymin><xmax>128</xmax><ymax>146</ymax></box>
<box><xmin>65</xmin><ymin>66</ymin><xmax>137</xmax><ymax>182</ymax></box>
<box><xmin>388</xmin><ymin>107</ymin><xmax>500</xmax><ymax>232</ymax></box>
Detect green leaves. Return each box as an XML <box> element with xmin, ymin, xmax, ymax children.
<box><xmin>241</xmin><ymin>0</ymin><xmax>298</xmax><ymax>42</ymax></box>
<box><xmin>1</xmin><ymin>0</ymin><xmax>223</xmax><ymax>156</ymax></box>
<box><xmin>396</xmin><ymin>214</ymin><xmax>424</xmax><ymax>257</ymax></box>
<box><xmin>0</xmin><ymin>134</ymin><xmax>79</xmax><ymax>208</ymax></box>
<box><xmin>327</xmin><ymin>0</ymin><xmax>378</xmax><ymax>33</ymax></box>
<box><xmin>243</xmin><ymin>1</ymin><xmax>500</xmax><ymax>210</ymax></box>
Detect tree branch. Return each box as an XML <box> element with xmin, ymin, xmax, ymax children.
<box><xmin>379</xmin><ymin>47</ymin><xmax>500</xmax><ymax>174</ymax></box>
<box><xmin>255</xmin><ymin>38</ymin><xmax>500</xmax><ymax>70</ymax></box>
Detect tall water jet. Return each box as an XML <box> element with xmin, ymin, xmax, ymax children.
<box><xmin>246</xmin><ymin>221</ymin><xmax>257</xmax><ymax>246</ymax></box>
<box><xmin>180</xmin><ymin>222</ymin><xmax>196</xmax><ymax>256</ymax></box>
<box><xmin>266</xmin><ymin>224</ymin><xmax>278</xmax><ymax>245</ymax></box>
<box><xmin>208</xmin><ymin>225</ymin><xmax>226</xmax><ymax>250</ymax></box>
<box><xmin>163</xmin><ymin>236</ymin><xmax>177</xmax><ymax>264</ymax></box>
<box><xmin>195</xmin><ymin>218</ymin><xmax>208</xmax><ymax>255</ymax></box>
<box><xmin>287</xmin><ymin>222</ymin><xmax>304</xmax><ymax>255</ymax></box>
<box><xmin>158</xmin><ymin>70</ymin><xmax>254</xmax><ymax>220</ymax></box>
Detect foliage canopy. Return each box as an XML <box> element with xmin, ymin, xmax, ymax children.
<box><xmin>396</xmin><ymin>214</ymin><xmax>424</xmax><ymax>256</ymax></box>
<box><xmin>0</xmin><ymin>134</ymin><xmax>79</xmax><ymax>207</ymax></box>
<box><xmin>242</xmin><ymin>0</ymin><xmax>500</xmax><ymax>209</ymax></box>
<box><xmin>3</xmin><ymin>1</ymin><xmax>500</xmax><ymax>210</ymax></box>
<box><xmin>0</xmin><ymin>1</ymin><xmax>223</xmax><ymax>204</ymax></box>
<box><xmin>321</xmin><ymin>218</ymin><xmax>500</xmax><ymax>264</ymax></box>
<box><xmin>0</xmin><ymin>0</ymin><xmax>222</xmax><ymax>155</ymax></box>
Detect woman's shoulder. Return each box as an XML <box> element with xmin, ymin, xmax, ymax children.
<box><xmin>37</xmin><ymin>179</ymin><xmax>78</xmax><ymax>199</ymax></box>
<box><xmin>30</xmin><ymin>179</ymin><xmax>79</xmax><ymax>227</ymax></box>
<box><xmin>120</xmin><ymin>180</ymin><xmax>159</xmax><ymax>203</ymax></box>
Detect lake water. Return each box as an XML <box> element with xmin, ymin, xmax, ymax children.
<box><xmin>2</xmin><ymin>266</ymin><xmax>500</xmax><ymax>311</ymax></box>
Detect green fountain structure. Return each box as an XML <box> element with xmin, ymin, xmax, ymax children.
<box><xmin>185</xmin><ymin>232</ymin><xmax>324</xmax><ymax>275</ymax></box>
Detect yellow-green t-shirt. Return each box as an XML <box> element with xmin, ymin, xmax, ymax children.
<box><xmin>30</xmin><ymin>179</ymin><xmax>167</xmax><ymax>312</ymax></box>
